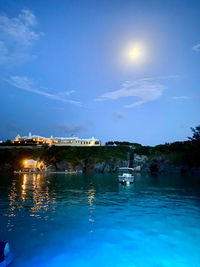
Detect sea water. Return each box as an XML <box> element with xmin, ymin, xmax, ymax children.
<box><xmin>0</xmin><ymin>172</ymin><xmax>200</xmax><ymax>267</ymax></box>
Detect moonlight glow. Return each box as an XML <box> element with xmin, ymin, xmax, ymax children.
<box><xmin>122</xmin><ymin>43</ymin><xmax>146</xmax><ymax>65</ymax></box>
<box><xmin>129</xmin><ymin>48</ymin><xmax>140</xmax><ymax>59</ymax></box>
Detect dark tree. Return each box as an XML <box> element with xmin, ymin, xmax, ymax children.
<box><xmin>105</xmin><ymin>141</ymin><xmax>114</xmax><ymax>146</ymax></box>
<box><xmin>188</xmin><ymin>125</ymin><xmax>200</xmax><ymax>142</ymax></box>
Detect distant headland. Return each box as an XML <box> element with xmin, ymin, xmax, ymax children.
<box><xmin>0</xmin><ymin>125</ymin><xmax>199</xmax><ymax>174</ymax></box>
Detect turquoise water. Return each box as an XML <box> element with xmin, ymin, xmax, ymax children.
<box><xmin>0</xmin><ymin>172</ymin><xmax>200</xmax><ymax>267</ymax></box>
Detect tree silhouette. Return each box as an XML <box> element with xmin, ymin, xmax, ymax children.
<box><xmin>188</xmin><ymin>125</ymin><xmax>200</xmax><ymax>142</ymax></box>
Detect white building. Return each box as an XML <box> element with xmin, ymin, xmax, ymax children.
<box><xmin>14</xmin><ymin>133</ymin><xmax>101</xmax><ymax>147</ymax></box>
<box><xmin>53</xmin><ymin>136</ymin><xmax>101</xmax><ymax>146</ymax></box>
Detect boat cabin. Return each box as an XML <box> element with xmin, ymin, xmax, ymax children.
<box><xmin>118</xmin><ymin>167</ymin><xmax>134</xmax><ymax>184</ymax></box>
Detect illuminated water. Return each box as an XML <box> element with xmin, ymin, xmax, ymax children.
<box><xmin>0</xmin><ymin>172</ymin><xmax>200</xmax><ymax>267</ymax></box>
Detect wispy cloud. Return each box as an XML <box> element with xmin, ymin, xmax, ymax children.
<box><xmin>6</xmin><ymin>75</ymin><xmax>80</xmax><ymax>105</ymax></box>
<box><xmin>111</xmin><ymin>111</ymin><xmax>125</xmax><ymax>120</ymax></box>
<box><xmin>158</xmin><ymin>74</ymin><xmax>180</xmax><ymax>80</ymax></box>
<box><xmin>54</xmin><ymin>123</ymin><xmax>86</xmax><ymax>135</ymax></box>
<box><xmin>95</xmin><ymin>78</ymin><xmax>166</xmax><ymax>108</ymax></box>
<box><xmin>0</xmin><ymin>9</ymin><xmax>41</xmax><ymax>65</ymax></box>
<box><xmin>172</xmin><ymin>96</ymin><xmax>190</xmax><ymax>100</ymax></box>
<box><xmin>7</xmin><ymin>123</ymin><xmax>23</xmax><ymax>133</ymax></box>
<box><xmin>192</xmin><ymin>43</ymin><xmax>200</xmax><ymax>52</ymax></box>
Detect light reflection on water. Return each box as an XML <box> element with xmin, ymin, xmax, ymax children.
<box><xmin>5</xmin><ymin>174</ymin><xmax>57</xmax><ymax>219</ymax></box>
<box><xmin>88</xmin><ymin>185</ymin><xmax>96</xmax><ymax>233</ymax></box>
<box><xmin>0</xmin><ymin>172</ymin><xmax>200</xmax><ymax>267</ymax></box>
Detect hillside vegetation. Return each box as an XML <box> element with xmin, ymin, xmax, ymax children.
<box><xmin>105</xmin><ymin>125</ymin><xmax>200</xmax><ymax>168</ymax></box>
<box><xmin>0</xmin><ymin>146</ymin><xmax>130</xmax><ymax>171</ymax></box>
<box><xmin>0</xmin><ymin>125</ymin><xmax>199</xmax><ymax>172</ymax></box>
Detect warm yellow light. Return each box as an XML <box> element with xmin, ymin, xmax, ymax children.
<box><xmin>129</xmin><ymin>48</ymin><xmax>140</xmax><ymax>59</ymax></box>
<box><xmin>24</xmin><ymin>160</ymin><xmax>28</xmax><ymax>165</ymax></box>
<box><xmin>122</xmin><ymin>42</ymin><xmax>145</xmax><ymax>64</ymax></box>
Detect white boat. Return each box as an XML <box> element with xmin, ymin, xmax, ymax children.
<box><xmin>118</xmin><ymin>167</ymin><xmax>134</xmax><ymax>184</ymax></box>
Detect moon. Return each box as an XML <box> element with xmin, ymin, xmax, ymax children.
<box><xmin>121</xmin><ymin>43</ymin><xmax>146</xmax><ymax>67</ymax></box>
<box><xmin>129</xmin><ymin>48</ymin><xmax>140</xmax><ymax>59</ymax></box>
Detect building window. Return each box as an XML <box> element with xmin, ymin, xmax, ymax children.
<box><xmin>95</xmin><ymin>141</ymin><xmax>99</xmax><ymax>145</ymax></box>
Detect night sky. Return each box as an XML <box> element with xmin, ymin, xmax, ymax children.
<box><xmin>0</xmin><ymin>0</ymin><xmax>200</xmax><ymax>145</ymax></box>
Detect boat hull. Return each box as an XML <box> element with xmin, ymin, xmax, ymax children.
<box><xmin>118</xmin><ymin>176</ymin><xmax>134</xmax><ymax>184</ymax></box>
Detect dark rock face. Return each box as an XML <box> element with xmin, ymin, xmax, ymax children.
<box><xmin>53</xmin><ymin>160</ymin><xmax>83</xmax><ymax>172</ymax></box>
<box><xmin>133</xmin><ymin>154</ymin><xmax>148</xmax><ymax>167</ymax></box>
<box><xmin>94</xmin><ymin>160</ymin><xmax>129</xmax><ymax>173</ymax></box>
<box><xmin>131</xmin><ymin>154</ymin><xmax>200</xmax><ymax>174</ymax></box>
<box><xmin>0</xmin><ymin>163</ymin><xmax>12</xmax><ymax>172</ymax></box>
<box><xmin>147</xmin><ymin>157</ymin><xmax>177</xmax><ymax>173</ymax></box>
<box><xmin>55</xmin><ymin>161</ymin><xmax>73</xmax><ymax>171</ymax></box>
<box><xmin>52</xmin><ymin>159</ymin><xmax>131</xmax><ymax>173</ymax></box>
<box><xmin>81</xmin><ymin>158</ymin><xmax>96</xmax><ymax>173</ymax></box>
<box><xmin>1</xmin><ymin>151</ymin><xmax>200</xmax><ymax>174</ymax></box>
<box><xmin>150</xmin><ymin>163</ymin><xmax>159</xmax><ymax>173</ymax></box>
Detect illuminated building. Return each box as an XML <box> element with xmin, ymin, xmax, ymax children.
<box><xmin>14</xmin><ymin>132</ymin><xmax>101</xmax><ymax>146</ymax></box>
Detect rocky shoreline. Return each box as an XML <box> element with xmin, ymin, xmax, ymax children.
<box><xmin>0</xmin><ymin>145</ymin><xmax>200</xmax><ymax>174</ymax></box>
<box><xmin>22</xmin><ymin>154</ymin><xmax>200</xmax><ymax>174</ymax></box>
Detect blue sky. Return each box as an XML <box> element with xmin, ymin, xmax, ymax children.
<box><xmin>0</xmin><ymin>0</ymin><xmax>200</xmax><ymax>145</ymax></box>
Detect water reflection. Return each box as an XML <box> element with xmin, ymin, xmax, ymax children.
<box><xmin>6</xmin><ymin>179</ymin><xmax>18</xmax><ymax>231</ymax></box>
<box><xmin>8</xmin><ymin>179</ymin><xmax>17</xmax><ymax>215</ymax></box>
<box><xmin>31</xmin><ymin>174</ymin><xmax>45</xmax><ymax>215</ymax></box>
<box><xmin>6</xmin><ymin>174</ymin><xmax>57</xmax><ymax>221</ymax></box>
<box><xmin>31</xmin><ymin>174</ymin><xmax>57</xmax><ymax>218</ymax></box>
<box><xmin>88</xmin><ymin>188</ymin><xmax>95</xmax><ymax>207</ymax></box>
<box><xmin>88</xmin><ymin>182</ymin><xmax>96</xmax><ymax>233</ymax></box>
<box><xmin>21</xmin><ymin>174</ymin><xmax>27</xmax><ymax>201</ymax></box>
<box><xmin>118</xmin><ymin>182</ymin><xmax>135</xmax><ymax>194</ymax></box>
